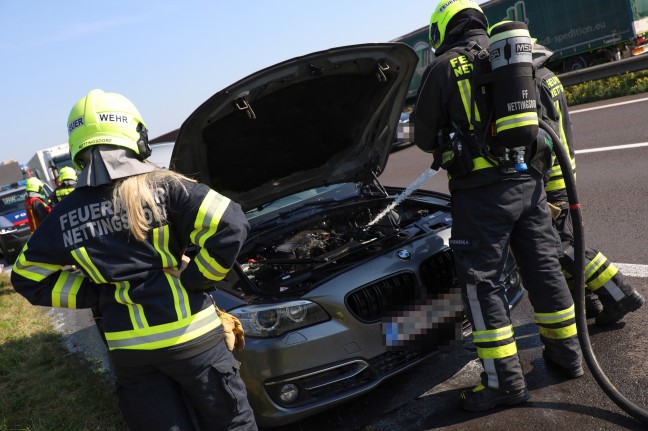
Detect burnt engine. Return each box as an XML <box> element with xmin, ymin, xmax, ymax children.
<box><xmin>238</xmin><ymin>200</ymin><xmax>437</xmax><ymax>294</ymax></box>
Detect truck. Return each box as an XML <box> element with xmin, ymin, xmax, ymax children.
<box><xmin>394</xmin><ymin>0</ymin><xmax>648</xmax><ymax>104</ymax></box>
<box><xmin>26</xmin><ymin>143</ymin><xmax>75</xmax><ymax>189</ymax></box>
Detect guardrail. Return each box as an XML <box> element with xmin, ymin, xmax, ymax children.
<box><xmin>558</xmin><ymin>54</ymin><xmax>648</xmax><ymax>86</ymax></box>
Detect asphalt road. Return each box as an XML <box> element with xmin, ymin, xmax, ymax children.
<box><xmin>3</xmin><ymin>93</ymin><xmax>648</xmax><ymax>430</ymax></box>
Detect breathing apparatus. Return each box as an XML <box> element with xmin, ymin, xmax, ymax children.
<box><xmin>477</xmin><ymin>20</ymin><xmax>539</xmax><ymax>174</ymax></box>
<box><xmin>540</xmin><ymin>119</ymin><xmax>648</xmax><ymax>426</ymax></box>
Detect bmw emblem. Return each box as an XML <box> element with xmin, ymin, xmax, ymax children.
<box><xmin>396</xmin><ymin>249</ymin><xmax>412</xmax><ymax>260</ymax></box>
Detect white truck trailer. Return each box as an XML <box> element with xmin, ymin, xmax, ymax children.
<box><xmin>26</xmin><ymin>143</ymin><xmax>75</xmax><ymax>189</ymax></box>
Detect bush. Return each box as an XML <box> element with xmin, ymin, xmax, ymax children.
<box><xmin>565</xmin><ymin>70</ymin><xmax>648</xmax><ymax>105</ymax></box>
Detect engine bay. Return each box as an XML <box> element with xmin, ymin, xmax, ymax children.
<box><xmin>237</xmin><ymin>197</ymin><xmax>450</xmax><ymax>294</ymax></box>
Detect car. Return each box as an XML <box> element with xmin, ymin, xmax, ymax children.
<box><xmin>0</xmin><ymin>180</ymin><xmax>53</xmax><ymax>264</ymax></box>
<box><xmin>170</xmin><ymin>43</ymin><xmax>525</xmax><ymax>428</ymax></box>
<box><xmin>393</xmin><ymin>104</ymin><xmax>415</xmax><ymax>150</ymax></box>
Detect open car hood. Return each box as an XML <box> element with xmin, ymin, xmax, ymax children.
<box><xmin>172</xmin><ymin>43</ymin><xmax>418</xmax><ymax>212</ymax></box>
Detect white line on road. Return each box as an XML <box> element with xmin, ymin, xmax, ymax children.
<box><xmin>614</xmin><ymin>263</ymin><xmax>648</xmax><ymax>278</ymax></box>
<box><xmin>575</xmin><ymin>142</ymin><xmax>648</xmax><ymax>154</ymax></box>
<box><xmin>570</xmin><ymin>97</ymin><xmax>648</xmax><ymax>114</ymax></box>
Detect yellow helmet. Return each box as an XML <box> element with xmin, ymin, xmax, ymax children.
<box><xmin>429</xmin><ymin>0</ymin><xmax>484</xmax><ymax>49</ymax></box>
<box><xmin>25</xmin><ymin>177</ymin><xmax>44</xmax><ymax>193</ymax></box>
<box><xmin>67</xmin><ymin>89</ymin><xmax>151</xmax><ymax>169</ymax></box>
<box><xmin>58</xmin><ymin>166</ymin><xmax>77</xmax><ymax>182</ymax></box>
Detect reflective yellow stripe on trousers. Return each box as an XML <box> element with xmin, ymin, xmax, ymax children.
<box><xmin>535</xmin><ymin>304</ymin><xmax>577</xmax><ymax>339</ymax></box>
<box><xmin>472</xmin><ymin>324</ymin><xmax>518</xmax><ymax>359</ymax></box>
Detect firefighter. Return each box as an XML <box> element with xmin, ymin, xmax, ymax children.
<box><xmin>50</xmin><ymin>166</ymin><xmax>77</xmax><ymax>205</ymax></box>
<box><xmin>24</xmin><ymin>177</ymin><xmax>51</xmax><ymax>232</ymax></box>
<box><xmin>413</xmin><ymin>0</ymin><xmax>583</xmax><ymax>411</ymax></box>
<box><xmin>530</xmin><ymin>40</ymin><xmax>645</xmax><ymax>326</ymax></box>
<box><xmin>11</xmin><ymin>89</ymin><xmax>257</xmax><ymax>431</ymax></box>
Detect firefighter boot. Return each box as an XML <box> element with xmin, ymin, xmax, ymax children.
<box><xmin>542</xmin><ymin>347</ymin><xmax>584</xmax><ymax>378</ymax></box>
<box><xmin>572</xmin><ymin>289</ymin><xmax>603</xmax><ymax>319</ymax></box>
<box><xmin>460</xmin><ymin>383</ymin><xmax>529</xmax><ymax>412</ymax></box>
<box><xmin>595</xmin><ymin>290</ymin><xmax>645</xmax><ymax>326</ymax></box>
<box><xmin>585</xmin><ymin>292</ymin><xmax>604</xmax><ymax>319</ymax></box>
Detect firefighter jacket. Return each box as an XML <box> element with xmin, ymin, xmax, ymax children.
<box><xmin>535</xmin><ymin>66</ymin><xmax>576</xmax><ymax>203</ymax></box>
<box><xmin>50</xmin><ymin>180</ymin><xmax>77</xmax><ymax>205</ymax></box>
<box><xmin>11</xmin><ymin>178</ymin><xmax>250</xmax><ymax>365</ymax></box>
<box><xmin>25</xmin><ymin>193</ymin><xmax>51</xmax><ymax>232</ymax></box>
<box><xmin>413</xmin><ymin>30</ymin><xmax>533</xmax><ymax>192</ymax></box>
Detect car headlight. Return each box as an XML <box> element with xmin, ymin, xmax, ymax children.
<box><xmin>0</xmin><ymin>227</ymin><xmax>16</xmax><ymax>235</ymax></box>
<box><xmin>230</xmin><ymin>300</ymin><xmax>329</xmax><ymax>338</ymax></box>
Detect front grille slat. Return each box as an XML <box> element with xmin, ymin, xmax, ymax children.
<box><xmin>346</xmin><ymin>272</ymin><xmax>417</xmax><ymax>323</ymax></box>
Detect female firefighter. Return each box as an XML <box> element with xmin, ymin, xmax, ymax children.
<box><xmin>11</xmin><ymin>89</ymin><xmax>257</xmax><ymax>431</ymax></box>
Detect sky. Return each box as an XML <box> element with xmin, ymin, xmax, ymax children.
<box><xmin>1</xmin><ymin>1</ymin><xmax>493</xmax><ymax>165</ymax></box>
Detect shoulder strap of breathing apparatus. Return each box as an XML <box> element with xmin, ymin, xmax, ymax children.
<box><xmin>455</xmin><ymin>21</ymin><xmax>540</xmax><ymax>174</ymax></box>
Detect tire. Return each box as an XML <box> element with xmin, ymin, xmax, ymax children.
<box><xmin>565</xmin><ymin>56</ymin><xmax>588</xmax><ymax>72</ymax></box>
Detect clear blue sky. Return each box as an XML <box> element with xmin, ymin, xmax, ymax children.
<box><xmin>0</xmin><ymin>0</ymin><xmax>485</xmax><ymax>164</ymax></box>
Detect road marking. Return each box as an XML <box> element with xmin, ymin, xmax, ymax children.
<box><xmin>575</xmin><ymin>142</ymin><xmax>648</xmax><ymax>154</ymax></box>
<box><xmin>614</xmin><ymin>263</ymin><xmax>648</xmax><ymax>278</ymax></box>
<box><xmin>571</xmin><ymin>97</ymin><xmax>648</xmax><ymax>114</ymax></box>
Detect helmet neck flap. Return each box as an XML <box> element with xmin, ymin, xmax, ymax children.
<box><xmin>76</xmin><ymin>145</ymin><xmax>155</xmax><ymax>188</ymax></box>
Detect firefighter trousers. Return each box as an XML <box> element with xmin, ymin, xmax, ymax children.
<box><xmin>553</xmin><ymin>205</ymin><xmax>635</xmax><ymax>303</ymax></box>
<box><xmin>112</xmin><ymin>338</ymin><xmax>258</xmax><ymax>431</ymax></box>
<box><xmin>450</xmin><ymin>176</ymin><xmax>582</xmax><ymax>391</ymax></box>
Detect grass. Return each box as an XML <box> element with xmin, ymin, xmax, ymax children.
<box><xmin>0</xmin><ymin>272</ymin><xmax>127</xmax><ymax>431</ymax></box>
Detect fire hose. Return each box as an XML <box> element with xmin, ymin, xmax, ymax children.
<box><xmin>540</xmin><ymin>119</ymin><xmax>648</xmax><ymax>426</ymax></box>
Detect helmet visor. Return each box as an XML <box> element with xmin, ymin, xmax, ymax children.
<box><xmin>429</xmin><ymin>22</ymin><xmax>440</xmax><ymax>48</ymax></box>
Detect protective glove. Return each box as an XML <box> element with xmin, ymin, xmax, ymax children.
<box><xmin>547</xmin><ymin>202</ymin><xmax>562</xmax><ymax>220</ymax></box>
<box><xmin>215</xmin><ymin>307</ymin><xmax>245</xmax><ymax>351</ymax></box>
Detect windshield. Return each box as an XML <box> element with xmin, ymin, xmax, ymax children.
<box><xmin>0</xmin><ymin>189</ymin><xmax>27</xmax><ymax>216</ymax></box>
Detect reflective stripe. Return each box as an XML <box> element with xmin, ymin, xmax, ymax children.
<box><xmin>104</xmin><ymin>306</ymin><xmax>222</xmax><ymax>350</ymax></box>
<box><xmin>597</xmin><ymin>278</ymin><xmax>626</xmax><ymax>301</ymax></box>
<box><xmin>534</xmin><ymin>304</ymin><xmax>575</xmax><ymax>324</ymax></box>
<box><xmin>472</xmin><ymin>325</ymin><xmax>514</xmax><ymax>343</ymax></box>
<box><xmin>472</xmin><ymin>156</ymin><xmax>495</xmax><ymax>171</ymax></box>
<box><xmin>539</xmin><ymin>323</ymin><xmax>577</xmax><ymax>339</ymax></box>
<box><xmin>457</xmin><ymin>79</ymin><xmax>481</xmax><ymax>128</ymax></box>
<box><xmin>52</xmin><ymin>271</ymin><xmax>84</xmax><ymax>308</ymax></box>
<box><xmin>190</xmin><ymin>190</ymin><xmax>230</xmax><ymax>247</ymax></box>
<box><xmin>164</xmin><ymin>273</ymin><xmax>190</xmax><ymax>320</ymax></box>
<box><xmin>71</xmin><ymin>247</ymin><xmax>107</xmax><ymax>283</ymax></box>
<box><xmin>152</xmin><ymin>225</ymin><xmax>190</xmax><ymax>320</ymax></box>
<box><xmin>555</xmin><ymin>100</ymin><xmax>570</xmax><ymax>159</ymax></box>
<box><xmin>477</xmin><ymin>342</ymin><xmax>518</xmax><ymax>359</ymax></box>
<box><xmin>114</xmin><ymin>280</ymin><xmax>148</xmax><ymax>330</ymax></box>
<box><xmin>495</xmin><ymin>112</ymin><xmax>539</xmax><ymax>133</ymax></box>
<box><xmin>13</xmin><ymin>247</ymin><xmax>61</xmax><ymax>282</ymax></box>
<box><xmin>545</xmin><ymin>178</ymin><xmax>566</xmax><ymax>192</ymax></box>
<box><xmin>152</xmin><ymin>225</ymin><xmax>177</xmax><ymax>269</ymax></box>
<box><xmin>194</xmin><ymin>248</ymin><xmax>228</xmax><ymax>281</ymax></box>
<box><xmin>584</xmin><ymin>252</ymin><xmax>619</xmax><ymax>290</ymax></box>
<box><xmin>545</xmin><ymin>157</ymin><xmax>576</xmax><ymax>192</ymax></box>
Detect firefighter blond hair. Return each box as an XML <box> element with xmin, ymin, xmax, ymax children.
<box><xmin>113</xmin><ymin>170</ymin><xmax>196</xmax><ymax>241</ymax></box>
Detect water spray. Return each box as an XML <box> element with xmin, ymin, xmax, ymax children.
<box><xmin>365</xmin><ymin>167</ymin><xmax>439</xmax><ymax>228</ymax></box>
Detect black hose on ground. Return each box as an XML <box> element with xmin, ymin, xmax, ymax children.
<box><xmin>539</xmin><ymin>119</ymin><xmax>648</xmax><ymax>425</ymax></box>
